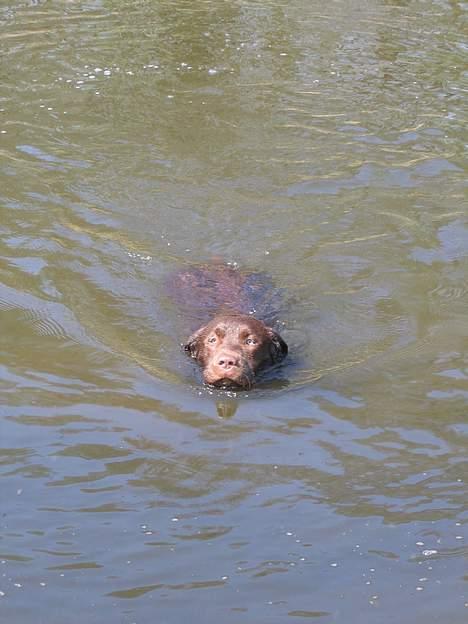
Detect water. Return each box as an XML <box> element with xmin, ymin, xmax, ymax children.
<box><xmin>1</xmin><ymin>1</ymin><xmax>467</xmax><ymax>622</ymax></box>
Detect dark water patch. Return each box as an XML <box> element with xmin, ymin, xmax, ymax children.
<box><xmin>288</xmin><ymin>611</ymin><xmax>331</xmax><ymax>618</ymax></box>
<box><xmin>47</xmin><ymin>562</ymin><xmax>102</xmax><ymax>571</ymax></box>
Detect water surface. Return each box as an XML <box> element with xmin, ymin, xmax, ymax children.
<box><xmin>1</xmin><ymin>1</ymin><xmax>467</xmax><ymax>622</ymax></box>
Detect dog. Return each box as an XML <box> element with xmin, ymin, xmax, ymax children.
<box><xmin>170</xmin><ymin>263</ymin><xmax>288</xmax><ymax>388</ymax></box>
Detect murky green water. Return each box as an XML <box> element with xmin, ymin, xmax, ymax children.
<box><xmin>1</xmin><ymin>0</ymin><xmax>467</xmax><ymax>622</ymax></box>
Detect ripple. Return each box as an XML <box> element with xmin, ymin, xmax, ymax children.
<box><xmin>287</xmin><ymin>159</ymin><xmax>462</xmax><ymax>196</ymax></box>
<box><xmin>0</xmin><ymin>283</ymin><xmax>93</xmax><ymax>345</ymax></box>
<box><xmin>412</xmin><ymin>219</ymin><xmax>468</xmax><ymax>265</ymax></box>
<box><xmin>16</xmin><ymin>144</ymin><xmax>90</xmax><ymax>170</ymax></box>
<box><xmin>431</xmin><ymin>284</ymin><xmax>468</xmax><ymax>300</ymax></box>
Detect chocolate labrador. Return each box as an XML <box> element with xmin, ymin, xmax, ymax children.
<box><xmin>170</xmin><ymin>263</ymin><xmax>288</xmax><ymax>388</ymax></box>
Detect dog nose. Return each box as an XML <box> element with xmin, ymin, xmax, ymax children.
<box><xmin>217</xmin><ymin>353</ymin><xmax>239</xmax><ymax>369</ymax></box>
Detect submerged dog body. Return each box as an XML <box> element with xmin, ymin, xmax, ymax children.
<box><xmin>169</xmin><ymin>264</ymin><xmax>288</xmax><ymax>388</ymax></box>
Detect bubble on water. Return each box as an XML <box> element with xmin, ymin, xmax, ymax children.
<box><xmin>330</xmin><ymin>562</ymin><xmax>338</xmax><ymax>567</ymax></box>
<box><xmin>171</xmin><ymin>517</ymin><xmax>179</xmax><ymax>522</ymax></box>
<box><xmin>76</xmin><ymin>80</ymin><xmax>84</xmax><ymax>85</ymax></box>
<box><xmin>104</xmin><ymin>70</ymin><xmax>111</xmax><ymax>76</ymax></box>
<box><xmin>0</xmin><ymin>591</ymin><xmax>5</xmax><ymax>597</ymax></box>
<box><xmin>95</xmin><ymin>68</ymin><xmax>102</xmax><ymax>72</ymax></box>
<box><xmin>127</xmin><ymin>252</ymin><xmax>152</xmax><ymax>263</ymax></box>
<box><xmin>208</xmin><ymin>68</ymin><xmax>218</xmax><ymax>75</ymax></box>
<box><xmin>422</xmin><ymin>549</ymin><xmax>438</xmax><ymax>556</ymax></box>
<box><xmin>416</xmin><ymin>587</ymin><xmax>424</xmax><ymax>591</ymax></box>
<box><xmin>416</xmin><ymin>541</ymin><xmax>424</xmax><ymax>546</ymax></box>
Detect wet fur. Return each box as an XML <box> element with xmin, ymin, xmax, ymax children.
<box><xmin>174</xmin><ymin>265</ymin><xmax>288</xmax><ymax>388</ymax></box>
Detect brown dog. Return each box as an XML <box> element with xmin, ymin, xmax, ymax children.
<box><xmin>185</xmin><ymin>312</ymin><xmax>287</xmax><ymax>388</ymax></box>
<box><xmin>175</xmin><ymin>264</ymin><xmax>288</xmax><ymax>388</ymax></box>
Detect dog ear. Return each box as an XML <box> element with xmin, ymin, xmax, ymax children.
<box><xmin>267</xmin><ymin>327</ymin><xmax>288</xmax><ymax>364</ymax></box>
<box><xmin>184</xmin><ymin>326</ymin><xmax>206</xmax><ymax>360</ymax></box>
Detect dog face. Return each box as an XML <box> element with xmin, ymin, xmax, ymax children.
<box><xmin>185</xmin><ymin>313</ymin><xmax>287</xmax><ymax>388</ymax></box>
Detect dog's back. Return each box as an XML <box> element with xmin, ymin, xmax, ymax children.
<box><xmin>167</xmin><ymin>263</ymin><xmax>282</xmax><ymax>330</ymax></box>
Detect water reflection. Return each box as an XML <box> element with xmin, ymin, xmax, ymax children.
<box><xmin>216</xmin><ymin>400</ymin><xmax>238</xmax><ymax>419</ymax></box>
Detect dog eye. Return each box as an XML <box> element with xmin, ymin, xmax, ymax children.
<box><xmin>207</xmin><ymin>336</ymin><xmax>217</xmax><ymax>344</ymax></box>
<box><xmin>245</xmin><ymin>337</ymin><xmax>257</xmax><ymax>345</ymax></box>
